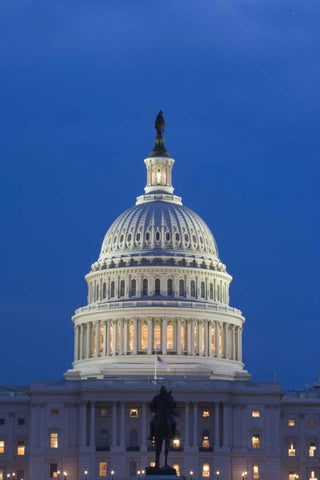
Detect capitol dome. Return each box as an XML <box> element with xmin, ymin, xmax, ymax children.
<box><xmin>66</xmin><ymin>112</ymin><xmax>249</xmax><ymax>381</ymax></box>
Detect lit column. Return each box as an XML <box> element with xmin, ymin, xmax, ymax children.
<box><xmin>215</xmin><ymin>322</ymin><xmax>220</xmax><ymax>358</ymax></box>
<box><xmin>191</xmin><ymin>320</ymin><xmax>195</xmax><ymax>356</ymax></box>
<box><xmin>95</xmin><ymin>321</ymin><xmax>100</xmax><ymax>357</ymax></box>
<box><xmin>111</xmin><ymin>402</ymin><xmax>117</xmax><ymax>449</ymax></box>
<box><xmin>162</xmin><ymin>318</ymin><xmax>167</xmax><ymax>354</ymax></box>
<box><xmin>103</xmin><ymin>321</ymin><xmax>107</xmax><ymax>356</ymax></box>
<box><xmin>192</xmin><ymin>402</ymin><xmax>198</xmax><ymax>448</ymax></box>
<box><xmin>123</xmin><ymin>319</ymin><xmax>128</xmax><ymax>355</ymax></box>
<box><xmin>120</xmin><ymin>402</ymin><xmax>125</xmax><ymax>449</ymax></box>
<box><xmin>106</xmin><ymin>321</ymin><xmax>110</xmax><ymax>356</ymax></box>
<box><xmin>184</xmin><ymin>402</ymin><xmax>190</xmax><ymax>449</ymax></box>
<box><xmin>79</xmin><ymin>325</ymin><xmax>83</xmax><ymax>360</ymax></box>
<box><xmin>112</xmin><ymin>321</ymin><xmax>117</xmax><ymax>355</ymax></box>
<box><xmin>177</xmin><ymin>319</ymin><xmax>181</xmax><ymax>355</ymax></box>
<box><xmin>225</xmin><ymin>325</ymin><xmax>229</xmax><ymax>359</ymax></box>
<box><xmin>141</xmin><ymin>402</ymin><xmax>147</xmax><ymax>451</ymax></box>
<box><xmin>232</xmin><ymin>325</ymin><xmax>236</xmax><ymax>360</ymax></box>
<box><xmin>208</xmin><ymin>322</ymin><xmax>213</xmax><ymax>357</ymax></box>
<box><xmin>90</xmin><ymin>401</ymin><xmax>95</xmax><ymax>447</ymax></box>
<box><xmin>214</xmin><ymin>402</ymin><xmax>220</xmax><ymax>450</ymax></box>
<box><xmin>199</xmin><ymin>322</ymin><xmax>203</xmax><ymax>355</ymax></box>
<box><xmin>133</xmin><ymin>318</ymin><xmax>138</xmax><ymax>354</ymax></box>
<box><xmin>74</xmin><ymin>325</ymin><xmax>79</xmax><ymax>361</ymax></box>
<box><xmin>148</xmin><ymin>318</ymin><xmax>153</xmax><ymax>355</ymax></box>
<box><xmin>119</xmin><ymin>320</ymin><xmax>124</xmax><ymax>355</ymax></box>
<box><xmin>86</xmin><ymin>323</ymin><xmax>91</xmax><ymax>358</ymax></box>
<box><xmin>187</xmin><ymin>320</ymin><xmax>192</xmax><ymax>354</ymax></box>
<box><xmin>204</xmin><ymin>321</ymin><xmax>208</xmax><ymax>356</ymax></box>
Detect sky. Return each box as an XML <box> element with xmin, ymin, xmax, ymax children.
<box><xmin>0</xmin><ymin>0</ymin><xmax>319</xmax><ymax>390</ymax></box>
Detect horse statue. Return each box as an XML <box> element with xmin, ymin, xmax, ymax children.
<box><xmin>149</xmin><ymin>386</ymin><xmax>177</xmax><ymax>469</ymax></box>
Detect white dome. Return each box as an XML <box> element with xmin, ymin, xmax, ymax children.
<box><xmin>99</xmin><ymin>201</ymin><xmax>219</xmax><ymax>262</ymax></box>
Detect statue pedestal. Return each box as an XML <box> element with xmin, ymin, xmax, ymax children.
<box><xmin>144</xmin><ymin>466</ymin><xmax>179</xmax><ymax>479</ymax></box>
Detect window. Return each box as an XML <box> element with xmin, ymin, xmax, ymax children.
<box><xmin>309</xmin><ymin>471</ymin><xmax>318</xmax><ymax>480</ymax></box>
<box><xmin>17</xmin><ymin>440</ymin><xmax>25</xmax><ymax>456</ymax></box>
<box><xmin>18</xmin><ymin>418</ymin><xmax>25</xmax><ymax>425</ymax></box>
<box><xmin>136</xmin><ymin>232</ymin><xmax>141</xmax><ymax>242</ymax></box>
<box><xmin>190</xmin><ymin>280</ymin><xmax>196</xmax><ymax>297</ymax></box>
<box><xmin>202</xmin><ymin>410</ymin><xmax>210</xmax><ymax>418</ymax></box>
<box><xmin>0</xmin><ymin>440</ymin><xmax>4</xmax><ymax>454</ymax></box>
<box><xmin>288</xmin><ymin>473</ymin><xmax>296</xmax><ymax>480</ymax></box>
<box><xmin>200</xmin><ymin>281</ymin><xmax>205</xmax><ymax>298</ymax></box>
<box><xmin>51</xmin><ymin>409</ymin><xmax>59</xmax><ymax>417</ymax></box>
<box><xmin>155</xmin><ymin>278</ymin><xmax>161</xmax><ymax>295</ymax></box>
<box><xmin>167</xmin><ymin>279</ymin><xmax>173</xmax><ymax>296</ymax></box>
<box><xmin>288</xmin><ymin>419</ymin><xmax>296</xmax><ymax>427</ymax></box>
<box><xmin>202</xmin><ymin>434</ymin><xmax>210</xmax><ymax>449</ymax></box>
<box><xmin>253</xmin><ymin>465</ymin><xmax>259</xmax><ymax>480</ymax></box>
<box><xmin>131</xmin><ymin>279</ymin><xmax>136</xmax><ymax>296</ymax></box>
<box><xmin>252</xmin><ymin>434</ymin><xmax>260</xmax><ymax>449</ymax></box>
<box><xmin>110</xmin><ymin>281</ymin><xmax>115</xmax><ymax>298</ymax></box>
<box><xmin>173</xmin><ymin>464</ymin><xmax>180</xmax><ymax>476</ymax></box>
<box><xmin>140</xmin><ymin>325</ymin><xmax>148</xmax><ymax>350</ymax></box>
<box><xmin>100</xmin><ymin>408</ymin><xmax>108</xmax><ymax>417</ymax></box>
<box><xmin>155</xmin><ymin>231</ymin><xmax>161</xmax><ymax>241</ymax></box>
<box><xmin>129</xmin><ymin>462</ymin><xmax>137</xmax><ymax>477</ymax></box>
<box><xmin>202</xmin><ymin>463</ymin><xmax>210</xmax><ymax>478</ymax></box>
<box><xmin>130</xmin><ymin>408</ymin><xmax>139</xmax><ymax>418</ymax></box>
<box><xmin>99</xmin><ymin>462</ymin><xmax>107</xmax><ymax>477</ymax></box>
<box><xmin>149</xmin><ymin>462</ymin><xmax>156</xmax><ymax>468</ymax></box>
<box><xmin>179</xmin><ymin>279</ymin><xmax>185</xmax><ymax>297</ymax></box>
<box><xmin>309</xmin><ymin>442</ymin><xmax>316</xmax><ymax>457</ymax></box>
<box><xmin>154</xmin><ymin>324</ymin><xmax>161</xmax><ymax>350</ymax></box>
<box><xmin>309</xmin><ymin>419</ymin><xmax>317</xmax><ymax>427</ymax></box>
<box><xmin>120</xmin><ymin>280</ymin><xmax>125</xmax><ymax>297</ymax></box>
<box><xmin>166</xmin><ymin>232</ymin><xmax>170</xmax><ymax>241</ymax></box>
<box><xmin>146</xmin><ymin>232</ymin><xmax>151</xmax><ymax>241</ymax></box>
<box><xmin>252</xmin><ymin>410</ymin><xmax>260</xmax><ymax>418</ymax></box>
<box><xmin>175</xmin><ymin>233</ymin><xmax>180</xmax><ymax>242</ymax></box>
<box><xmin>288</xmin><ymin>442</ymin><xmax>296</xmax><ymax>456</ymax></box>
<box><xmin>50</xmin><ymin>464</ymin><xmax>58</xmax><ymax>478</ymax></box>
<box><xmin>50</xmin><ymin>432</ymin><xmax>59</xmax><ymax>448</ymax></box>
<box><xmin>167</xmin><ymin>324</ymin><xmax>174</xmax><ymax>350</ymax></box>
<box><xmin>143</xmin><ymin>279</ymin><xmax>148</xmax><ymax>296</ymax></box>
<box><xmin>172</xmin><ymin>437</ymin><xmax>180</xmax><ymax>449</ymax></box>
<box><xmin>0</xmin><ymin>419</ymin><xmax>4</xmax><ymax>425</ymax></box>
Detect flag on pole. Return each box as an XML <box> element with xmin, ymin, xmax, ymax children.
<box><xmin>156</xmin><ymin>355</ymin><xmax>170</xmax><ymax>371</ymax></box>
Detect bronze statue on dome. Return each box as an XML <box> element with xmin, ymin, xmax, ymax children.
<box><xmin>155</xmin><ymin>110</ymin><xmax>165</xmax><ymax>136</ymax></box>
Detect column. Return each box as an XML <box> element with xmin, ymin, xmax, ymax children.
<box><xmin>119</xmin><ymin>320</ymin><xmax>124</xmax><ymax>354</ymax></box>
<box><xmin>111</xmin><ymin>402</ymin><xmax>117</xmax><ymax>448</ymax></box>
<box><xmin>95</xmin><ymin>321</ymin><xmax>100</xmax><ymax>357</ymax></box>
<box><xmin>215</xmin><ymin>322</ymin><xmax>220</xmax><ymax>358</ymax></box>
<box><xmin>74</xmin><ymin>326</ymin><xmax>79</xmax><ymax>361</ymax></box>
<box><xmin>199</xmin><ymin>322</ymin><xmax>203</xmax><ymax>355</ymax></box>
<box><xmin>112</xmin><ymin>321</ymin><xmax>117</xmax><ymax>355</ymax></box>
<box><xmin>79</xmin><ymin>325</ymin><xmax>83</xmax><ymax>360</ymax></box>
<box><xmin>133</xmin><ymin>318</ymin><xmax>138</xmax><ymax>354</ymax></box>
<box><xmin>204</xmin><ymin>321</ymin><xmax>208</xmax><ymax>356</ymax></box>
<box><xmin>238</xmin><ymin>327</ymin><xmax>242</xmax><ymax>361</ymax></box>
<box><xmin>232</xmin><ymin>325</ymin><xmax>236</xmax><ymax>360</ymax></box>
<box><xmin>123</xmin><ymin>319</ymin><xmax>128</xmax><ymax>354</ymax></box>
<box><xmin>177</xmin><ymin>319</ymin><xmax>181</xmax><ymax>355</ymax></box>
<box><xmin>225</xmin><ymin>325</ymin><xmax>229</xmax><ymax>359</ymax></box>
<box><xmin>80</xmin><ymin>402</ymin><xmax>87</xmax><ymax>447</ymax></box>
<box><xmin>208</xmin><ymin>322</ymin><xmax>213</xmax><ymax>357</ymax></box>
<box><xmin>120</xmin><ymin>402</ymin><xmax>125</xmax><ymax>449</ymax></box>
<box><xmin>103</xmin><ymin>321</ymin><xmax>107</xmax><ymax>356</ymax></box>
<box><xmin>187</xmin><ymin>320</ymin><xmax>192</xmax><ymax>354</ymax></box>
<box><xmin>148</xmin><ymin>318</ymin><xmax>153</xmax><ymax>355</ymax></box>
<box><xmin>90</xmin><ymin>401</ymin><xmax>95</xmax><ymax>447</ymax></box>
<box><xmin>214</xmin><ymin>402</ymin><xmax>220</xmax><ymax>450</ymax></box>
<box><xmin>162</xmin><ymin>318</ymin><xmax>167</xmax><ymax>354</ymax></box>
<box><xmin>184</xmin><ymin>402</ymin><xmax>190</xmax><ymax>449</ymax></box>
<box><xmin>86</xmin><ymin>322</ymin><xmax>91</xmax><ymax>358</ymax></box>
<box><xmin>141</xmin><ymin>402</ymin><xmax>147</xmax><ymax>451</ymax></box>
<box><xmin>192</xmin><ymin>402</ymin><xmax>198</xmax><ymax>448</ymax></box>
<box><xmin>191</xmin><ymin>320</ymin><xmax>195</xmax><ymax>355</ymax></box>
<box><xmin>106</xmin><ymin>321</ymin><xmax>110</xmax><ymax>356</ymax></box>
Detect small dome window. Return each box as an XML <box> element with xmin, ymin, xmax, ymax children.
<box><xmin>155</xmin><ymin>231</ymin><xmax>161</xmax><ymax>241</ymax></box>
<box><xmin>192</xmin><ymin>235</ymin><xmax>197</xmax><ymax>243</ymax></box>
<box><xmin>199</xmin><ymin>236</ymin><xmax>203</xmax><ymax>244</ymax></box>
<box><xmin>184</xmin><ymin>234</ymin><xmax>189</xmax><ymax>242</ymax></box>
<box><xmin>146</xmin><ymin>232</ymin><xmax>151</xmax><ymax>241</ymax></box>
<box><xmin>127</xmin><ymin>234</ymin><xmax>132</xmax><ymax>242</ymax></box>
<box><xmin>175</xmin><ymin>233</ymin><xmax>180</xmax><ymax>242</ymax></box>
<box><xmin>136</xmin><ymin>232</ymin><xmax>141</xmax><ymax>242</ymax></box>
<box><xmin>120</xmin><ymin>234</ymin><xmax>124</xmax><ymax>243</ymax></box>
<box><xmin>113</xmin><ymin>236</ymin><xmax>117</xmax><ymax>244</ymax></box>
<box><xmin>165</xmin><ymin>232</ymin><xmax>170</xmax><ymax>241</ymax></box>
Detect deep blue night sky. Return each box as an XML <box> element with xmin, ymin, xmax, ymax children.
<box><xmin>1</xmin><ymin>1</ymin><xmax>319</xmax><ymax>389</ymax></box>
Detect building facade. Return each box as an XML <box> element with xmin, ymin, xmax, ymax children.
<box><xmin>1</xmin><ymin>115</ymin><xmax>320</xmax><ymax>480</ymax></box>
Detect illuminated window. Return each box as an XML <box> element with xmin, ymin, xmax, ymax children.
<box><xmin>253</xmin><ymin>465</ymin><xmax>259</xmax><ymax>479</ymax></box>
<box><xmin>201</xmin><ymin>326</ymin><xmax>205</xmax><ymax>354</ymax></box>
<box><xmin>0</xmin><ymin>470</ymin><xmax>3</xmax><ymax>480</ymax></box>
<box><xmin>172</xmin><ymin>437</ymin><xmax>180</xmax><ymax>449</ymax></box>
<box><xmin>288</xmin><ymin>473</ymin><xmax>296</xmax><ymax>480</ymax></box>
<box><xmin>149</xmin><ymin>462</ymin><xmax>156</xmax><ymax>468</ymax></box>
<box><xmin>120</xmin><ymin>280</ymin><xmax>125</xmax><ymax>297</ymax></box>
<box><xmin>173</xmin><ymin>464</ymin><xmax>180</xmax><ymax>476</ymax></box>
<box><xmin>202</xmin><ymin>434</ymin><xmax>210</xmax><ymax>449</ymax></box>
<box><xmin>179</xmin><ymin>279</ymin><xmax>185</xmax><ymax>297</ymax></box>
<box><xmin>50</xmin><ymin>464</ymin><xmax>58</xmax><ymax>478</ymax></box>
<box><xmin>252</xmin><ymin>410</ymin><xmax>260</xmax><ymax>418</ymax></box>
<box><xmin>309</xmin><ymin>442</ymin><xmax>316</xmax><ymax>457</ymax></box>
<box><xmin>51</xmin><ymin>409</ymin><xmax>59</xmax><ymax>417</ymax></box>
<box><xmin>110</xmin><ymin>281</ymin><xmax>115</xmax><ymax>298</ymax></box>
<box><xmin>131</xmin><ymin>279</ymin><xmax>136</xmax><ymax>296</ymax></box>
<box><xmin>309</xmin><ymin>471</ymin><xmax>318</xmax><ymax>480</ymax></box>
<box><xmin>140</xmin><ymin>324</ymin><xmax>148</xmax><ymax>350</ymax></box>
<box><xmin>180</xmin><ymin>324</ymin><xmax>186</xmax><ymax>351</ymax></box>
<box><xmin>309</xmin><ymin>419</ymin><xmax>317</xmax><ymax>427</ymax></box>
<box><xmin>156</xmin><ymin>169</ymin><xmax>161</xmax><ymax>183</ymax></box>
<box><xmin>130</xmin><ymin>408</ymin><xmax>139</xmax><ymax>418</ymax></box>
<box><xmin>50</xmin><ymin>432</ymin><xmax>58</xmax><ymax>448</ymax></box>
<box><xmin>109</xmin><ymin>324</ymin><xmax>114</xmax><ymax>353</ymax></box>
<box><xmin>201</xmin><ymin>282</ymin><xmax>205</xmax><ymax>298</ymax></box>
<box><xmin>167</xmin><ymin>279</ymin><xmax>173</xmax><ymax>296</ymax></box>
<box><xmin>99</xmin><ymin>462</ymin><xmax>107</xmax><ymax>477</ymax></box>
<box><xmin>288</xmin><ymin>442</ymin><xmax>296</xmax><ymax>456</ymax></box>
<box><xmin>191</xmin><ymin>280</ymin><xmax>196</xmax><ymax>297</ymax></box>
<box><xmin>202</xmin><ymin>463</ymin><xmax>210</xmax><ymax>478</ymax></box>
<box><xmin>155</xmin><ymin>279</ymin><xmax>161</xmax><ymax>295</ymax></box>
<box><xmin>0</xmin><ymin>440</ymin><xmax>5</xmax><ymax>454</ymax></box>
<box><xmin>99</xmin><ymin>326</ymin><xmax>104</xmax><ymax>353</ymax></box>
<box><xmin>143</xmin><ymin>279</ymin><xmax>148</xmax><ymax>296</ymax></box>
<box><xmin>167</xmin><ymin>324</ymin><xmax>174</xmax><ymax>350</ymax></box>
<box><xmin>202</xmin><ymin>410</ymin><xmax>210</xmax><ymax>418</ymax></box>
<box><xmin>288</xmin><ymin>419</ymin><xmax>296</xmax><ymax>427</ymax></box>
<box><xmin>100</xmin><ymin>408</ymin><xmax>108</xmax><ymax>417</ymax></box>
<box><xmin>252</xmin><ymin>434</ymin><xmax>260</xmax><ymax>449</ymax></box>
<box><xmin>129</xmin><ymin>323</ymin><xmax>134</xmax><ymax>351</ymax></box>
<box><xmin>211</xmin><ymin>328</ymin><xmax>216</xmax><ymax>354</ymax></box>
<box><xmin>17</xmin><ymin>440</ymin><xmax>25</xmax><ymax>456</ymax></box>
<box><xmin>154</xmin><ymin>324</ymin><xmax>161</xmax><ymax>350</ymax></box>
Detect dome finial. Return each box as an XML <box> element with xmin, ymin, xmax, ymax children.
<box><xmin>150</xmin><ymin>110</ymin><xmax>169</xmax><ymax>157</ymax></box>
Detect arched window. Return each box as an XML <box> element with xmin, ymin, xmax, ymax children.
<box><xmin>190</xmin><ymin>280</ymin><xmax>196</xmax><ymax>297</ymax></box>
<box><xmin>120</xmin><ymin>280</ymin><xmax>125</xmax><ymax>297</ymax></box>
<box><xmin>201</xmin><ymin>281</ymin><xmax>205</xmax><ymax>298</ymax></box>
<box><xmin>130</xmin><ymin>429</ymin><xmax>138</xmax><ymax>447</ymax></box>
<box><xmin>155</xmin><ymin>278</ymin><xmax>161</xmax><ymax>295</ymax></box>
<box><xmin>110</xmin><ymin>281</ymin><xmax>115</xmax><ymax>298</ymax></box>
<box><xmin>179</xmin><ymin>279</ymin><xmax>185</xmax><ymax>297</ymax></box>
<box><xmin>143</xmin><ymin>279</ymin><xmax>148</xmax><ymax>296</ymax></box>
<box><xmin>154</xmin><ymin>324</ymin><xmax>161</xmax><ymax>350</ymax></box>
<box><xmin>209</xmin><ymin>283</ymin><xmax>213</xmax><ymax>299</ymax></box>
<box><xmin>131</xmin><ymin>279</ymin><xmax>136</xmax><ymax>297</ymax></box>
<box><xmin>167</xmin><ymin>324</ymin><xmax>174</xmax><ymax>350</ymax></box>
<box><xmin>102</xmin><ymin>282</ymin><xmax>106</xmax><ymax>299</ymax></box>
<box><xmin>167</xmin><ymin>279</ymin><xmax>173</xmax><ymax>296</ymax></box>
<box><xmin>140</xmin><ymin>324</ymin><xmax>148</xmax><ymax>350</ymax></box>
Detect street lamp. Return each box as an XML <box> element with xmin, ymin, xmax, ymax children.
<box><xmin>57</xmin><ymin>471</ymin><xmax>61</xmax><ymax>480</ymax></box>
<box><xmin>190</xmin><ymin>470</ymin><xmax>194</xmax><ymax>480</ymax></box>
<box><xmin>137</xmin><ymin>471</ymin><xmax>141</xmax><ymax>480</ymax></box>
<box><xmin>84</xmin><ymin>470</ymin><xmax>88</xmax><ymax>480</ymax></box>
<box><xmin>111</xmin><ymin>470</ymin><xmax>115</xmax><ymax>480</ymax></box>
<box><xmin>242</xmin><ymin>471</ymin><xmax>247</xmax><ymax>480</ymax></box>
<box><xmin>216</xmin><ymin>470</ymin><xmax>220</xmax><ymax>480</ymax></box>
<box><xmin>142</xmin><ymin>471</ymin><xmax>145</xmax><ymax>475</ymax></box>
<box><xmin>63</xmin><ymin>471</ymin><xmax>68</xmax><ymax>480</ymax></box>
